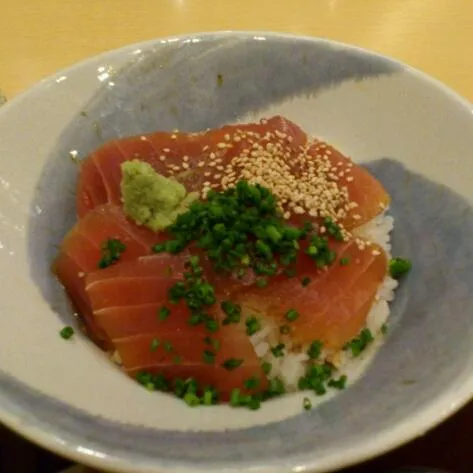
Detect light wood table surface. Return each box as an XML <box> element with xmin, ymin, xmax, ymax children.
<box><xmin>1</xmin><ymin>1</ymin><xmax>473</xmax><ymax>472</ymax></box>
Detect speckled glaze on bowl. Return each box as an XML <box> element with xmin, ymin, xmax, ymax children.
<box><xmin>0</xmin><ymin>31</ymin><xmax>473</xmax><ymax>473</ymax></box>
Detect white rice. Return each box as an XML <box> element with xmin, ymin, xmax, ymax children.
<box><xmin>250</xmin><ymin>212</ymin><xmax>398</xmax><ymax>390</ymax></box>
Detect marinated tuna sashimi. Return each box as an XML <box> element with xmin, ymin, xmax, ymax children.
<box><xmin>85</xmin><ymin>254</ymin><xmax>268</xmax><ymax>399</ymax></box>
<box><xmin>76</xmin><ymin>116</ymin><xmax>388</xmax><ymax>230</ymax></box>
<box><xmin>53</xmin><ymin>204</ymin><xmax>166</xmax><ymax>346</ymax></box>
<box><xmin>54</xmin><ymin>116</ymin><xmax>411</xmax><ymax>410</ymax></box>
<box><xmin>235</xmin><ymin>240</ymin><xmax>388</xmax><ymax>352</ymax></box>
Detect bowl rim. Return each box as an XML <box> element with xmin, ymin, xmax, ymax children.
<box><xmin>1</xmin><ymin>29</ymin><xmax>473</xmax><ymax>473</ymax></box>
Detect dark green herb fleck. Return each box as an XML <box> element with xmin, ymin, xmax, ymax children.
<box><xmin>328</xmin><ymin>375</ymin><xmax>347</xmax><ymax>390</ymax></box>
<box><xmin>203</xmin><ymin>350</ymin><xmax>216</xmax><ymax>364</ymax></box>
<box><xmin>262</xmin><ymin>361</ymin><xmax>272</xmax><ymax>375</ymax></box>
<box><xmin>184</xmin><ymin>392</ymin><xmax>201</xmax><ymax>407</ymax></box>
<box><xmin>256</xmin><ymin>277</ymin><xmax>269</xmax><ymax>288</ymax></box>
<box><xmin>244</xmin><ymin>377</ymin><xmax>260</xmax><ymax>390</ymax></box>
<box><xmin>271</xmin><ymin>343</ymin><xmax>285</xmax><ymax>358</ymax></box>
<box><xmin>245</xmin><ymin>316</ymin><xmax>261</xmax><ymax>336</ymax></box>
<box><xmin>59</xmin><ymin>326</ymin><xmax>74</xmax><ymax>340</ymax></box>
<box><xmin>98</xmin><ymin>238</ymin><xmax>126</xmax><ymax>269</ymax></box>
<box><xmin>389</xmin><ymin>257</ymin><xmax>412</xmax><ymax>279</ymax></box>
<box><xmin>285</xmin><ymin>308</ymin><xmax>299</xmax><ymax>322</ymax></box>
<box><xmin>158</xmin><ymin>306</ymin><xmax>171</xmax><ymax>321</ymax></box>
<box><xmin>344</xmin><ymin>329</ymin><xmax>374</xmax><ymax>357</ymax></box>
<box><xmin>307</xmin><ymin>340</ymin><xmax>323</xmax><ymax>360</ymax></box>
<box><xmin>173</xmin><ymin>355</ymin><xmax>183</xmax><ymax>364</ymax></box>
<box><xmin>301</xmin><ymin>276</ymin><xmax>311</xmax><ymax>287</ymax></box>
<box><xmin>222</xmin><ymin>358</ymin><xmax>243</xmax><ymax>371</ymax></box>
<box><xmin>303</xmin><ymin>397</ymin><xmax>312</xmax><ymax>410</ymax></box>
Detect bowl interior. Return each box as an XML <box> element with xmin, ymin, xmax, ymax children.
<box><xmin>0</xmin><ymin>32</ymin><xmax>473</xmax><ymax>473</ymax></box>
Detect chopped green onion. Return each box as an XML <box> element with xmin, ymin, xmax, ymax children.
<box><xmin>328</xmin><ymin>375</ymin><xmax>347</xmax><ymax>390</ymax></box>
<box><xmin>59</xmin><ymin>326</ymin><xmax>74</xmax><ymax>340</ymax></box>
<box><xmin>163</xmin><ymin>341</ymin><xmax>174</xmax><ymax>353</ymax></box>
<box><xmin>285</xmin><ymin>309</ymin><xmax>299</xmax><ymax>322</ymax></box>
<box><xmin>150</xmin><ymin>338</ymin><xmax>160</xmax><ymax>352</ymax></box>
<box><xmin>267</xmin><ymin>377</ymin><xmax>286</xmax><ymax>396</ymax></box>
<box><xmin>204</xmin><ymin>336</ymin><xmax>221</xmax><ymax>351</ymax></box>
<box><xmin>98</xmin><ymin>238</ymin><xmax>126</xmax><ymax>269</ymax></box>
<box><xmin>205</xmin><ymin>318</ymin><xmax>219</xmax><ymax>333</ymax></box>
<box><xmin>301</xmin><ymin>276</ymin><xmax>311</xmax><ymax>287</ymax></box>
<box><xmin>230</xmin><ymin>388</ymin><xmax>241</xmax><ymax>406</ymax></box>
<box><xmin>173</xmin><ymin>355</ymin><xmax>183</xmax><ymax>365</ymax></box>
<box><xmin>307</xmin><ymin>340</ymin><xmax>323</xmax><ymax>360</ymax></box>
<box><xmin>203</xmin><ymin>350</ymin><xmax>216</xmax><ymax>364</ymax></box>
<box><xmin>183</xmin><ymin>392</ymin><xmax>201</xmax><ymax>407</ymax></box>
<box><xmin>344</xmin><ymin>329</ymin><xmax>374</xmax><ymax>357</ymax></box>
<box><xmin>244</xmin><ymin>377</ymin><xmax>260</xmax><ymax>390</ymax></box>
<box><xmin>222</xmin><ymin>358</ymin><xmax>243</xmax><ymax>371</ymax></box>
<box><xmin>303</xmin><ymin>397</ymin><xmax>312</xmax><ymax>410</ymax></box>
<box><xmin>256</xmin><ymin>277</ymin><xmax>269</xmax><ymax>288</ymax></box>
<box><xmin>389</xmin><ymin>257</ymin><xmax>412</xmax><ymax>279</ymax></box>
<box><xmin>262</xmin><ymin>361</ymin><xmax>272</xmax><ymax>375</ymax></box>
<box><xmin>158</xmin><ymin>306</ymin><xmax>171</xmax><ymax>321</ymax></box>
<box><xmin>339</xmin><ymin>257</ymin><xmax>350</xmax><ymax>266</ymax></box>
<box><xmin>245</xmin><ymin>316</ymin><xmax>261</xmax><ymax>336</ymax></box>
<box><xmin>188</xmin><ymin>313</ymin><xmax>204</xmax><ymax>326</ymax></box>
<box><xmin>203</xmin><ymin>388</ymin><xmax>214</xmax><ymax>406</ymax></box>
<box><xmin>271</xmin><ymin>343</ymin><xmax>285</xmax><ymax>358</ymax></box>
<box><xmin>221</xmin><ymin>300</ymin><xmax>241</xmax><ymax>324</ymax></box>
<box><xmin>266</xmin><ymin>225</ymin><xmax>282</xmax><ymax>243</ymax></box>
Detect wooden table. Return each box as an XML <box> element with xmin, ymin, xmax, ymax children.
<box><xmin>1</xmin><ymin>1</ymin><xmax>473</xmax><ymax>472</ymax></box>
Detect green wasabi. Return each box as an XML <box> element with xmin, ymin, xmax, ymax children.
<box><xmin>121</xmin><ymin>159</ymin><xmax>198</xmax><ymax>231</ymax></box>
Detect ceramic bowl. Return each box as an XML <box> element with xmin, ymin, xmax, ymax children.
<box><xmin>0</xmin><ymin>31</ymin><xmax>472</xmax><ymax>473</ymax></box>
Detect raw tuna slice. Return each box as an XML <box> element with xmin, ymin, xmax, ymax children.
<box><xmin>234</xmin><ymin>238</ymin><xmax>388</xmax><ymax>352</ymax></box>
<box><xmin>85</xmin><ymin>254</ymin><xmax>268</xmax><ymax>399</ymax></box>
<box><xmin>76</xmin><ymin>116</ymin><xmax>304</xmax><ymax>218</ymax></box>
<box><xmin>75</xmin><ymin>116</ymin><xmax>388</xmax><ymax>231</ymax></box>
<box><xmin>53</xmin><ymin>204</ymin><xmax>165</xmax><ymax>347</ymax></box>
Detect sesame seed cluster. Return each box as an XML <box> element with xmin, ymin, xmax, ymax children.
<box><xmin>154</xmin><ymin>123</ymin><xmax>367</xmax><ymax>243</ymax></box>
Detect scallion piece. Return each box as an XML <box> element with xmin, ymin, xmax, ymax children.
<box><xmin>271</xmin><ymin>343</ymin><xmax>285</xmax><ymax>358</ymax></box>
<box><xmin>389</xmin><ymin>257</ymin><xmax>412</xmax><ymax>279</ymax></box>
<box><xmin>158</xmin><ymin>306</ymin><xmax>170</xmax><ymax>321</ymax></box>
<box><xmin>303</xmin><ymin>397</ymin><xmax>312</xmax><ymax>410</ymax></box>
<box><xmin>222</xmin><ymin>358</ymin><xmax>243</xmax><ymax>371</ymax></box>
<box><xmin>59</xmin><ymin>326</ymin><xmax>74</xmax><ymax>340</ymax></box>
<box><xmin>285</xmin><ymin>309</ymin><xmax>299</xmax><ymax>322</ymax></box>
